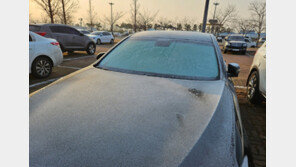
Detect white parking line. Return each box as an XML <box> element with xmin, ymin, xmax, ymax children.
<box><xmin>58</xmin><ymin>65</ymin><xmax>82</xmax><ymax>70</ymax></box>
<box><xmin>235</xmin><ymin>86</ymin><xmax>247</xmax><ymax>89</ymax></box>
<box><xmin>63</xmin><ymin>55</ymin><xmax>95</xmax><ymax>61</ymax></box>
<box><xmin>29</xmin><ymin>78</ymin><xmax>61</xmax><ymax>88</ymax></box>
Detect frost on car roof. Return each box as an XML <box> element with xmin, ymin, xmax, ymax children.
<box><xmin>131</xmin><ymin>31</ymin><xmax>213</xmax><ymax>43</ymax></box>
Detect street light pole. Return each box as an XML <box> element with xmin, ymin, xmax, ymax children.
<box><xmin>202</xmin><ymin>0</ymin><xmax>210</xmax><ymax>33</ymax></box>
<box><xmin>213</xmin><ymin>2</ymin><xmax>219</xmax><ymax>20</ymax></box>
<box><xmin>109</xmin><ymin>2</ymin><xmax>114</xmax><ymax>34</ymax></box>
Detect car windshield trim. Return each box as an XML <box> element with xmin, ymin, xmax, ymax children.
<box><xmin>98</xmin><ymin>66</ymin><xmax>219</xmax><ymax>81</ymax></box>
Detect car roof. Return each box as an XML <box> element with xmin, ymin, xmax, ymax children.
<box><xmin>131</xmin><ymin>31</ymin><xmax>213</xmax><ymax>43</ymax></box>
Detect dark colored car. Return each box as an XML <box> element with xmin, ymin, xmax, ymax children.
<box><xmin>223</xmin><ymin>34</ymin><xmax>248</xmax><ymax>54</ymax></box>
<box><xmin>30</xmin><ymin>31</ymin><xmax>253</xmax><ymax>167</ymax></box>
<box><xmin>29</xmin><ymin>24</ymin><xmax>96</xmax><ymax>55</ymax></box>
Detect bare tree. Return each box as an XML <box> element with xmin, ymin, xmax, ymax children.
<box><xmin>103</xmin><ymin>12</ymin><xmax>125</xmax><ymax>34</ymax></box>
<box><xmin>234</xmin><ymin>18</ymin><xmax>253</xmax><ymax>34</ymax></box>
<box><xmin>130</xmin><ymin>0</ymin><xmax>140</xmax><ymax>32</ymax></box>
<box><xmin>57</xmin><ymin>0</ymin><xmax>79</xmax><ymax>24</ymax></box>
<box><xmin>214</xmin><ymin>4</ymin><xmax>237</xmax><ymax>34</ymax></box>
<box><xmin>87</xmin><ymin>0</ymin><xmax>98</xmax><ymax>30</ymax></box>
<box><xmin>138</xmin><ymin>9</ymin><xmax>158</xmax><ymax>31</ymax></box>
<box><xmin>249</xmin><ymin>1</ymin><xmax>266</xmax><ymax>42</ymax></box>
<box><xmin>33</xmin><ymin>0</ymin><xmax>60</xmax><ymax>23</ymax></box>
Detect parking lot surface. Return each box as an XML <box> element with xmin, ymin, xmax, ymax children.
<box><xmin>29</xmin><ymin>39</ymin><xmax>266</xmax><ymax>167</ymax></box>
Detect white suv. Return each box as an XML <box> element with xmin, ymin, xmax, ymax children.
<box><xmin>29</xmin><ymin>31</ymin><xmax>63</xmax><ymax>78</ymax></box>
<box><xmin>87</xmin><ymin>31</ymin><xmax>114</xmax><ymax>45</ymax></box>
<box><xmin>246</xmin><ymin>42</ymin><xmax>266</xmax><ymax>104</ymax></box>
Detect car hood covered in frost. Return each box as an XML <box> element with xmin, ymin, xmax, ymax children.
<box><xmin>30</xmin><ymin>66</ymin><xmax>239</xmax><ymax>167</ymax></box>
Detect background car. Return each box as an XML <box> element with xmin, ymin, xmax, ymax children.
<box><xmin>246</xmin><ymin>42</ymin><xmax>266</xmax><ymax>104</ymax></box>
<box><xmin>223</xmin><ymin>34</ymin><xmax>248</xmax><ymax>54</ymax></box>
<box><xmin>244</xmin><ymin>38</ymin><xmax>257</xmax><ymax>48</ymax></box>
<box><xmin>29</xmin><ymin>24</ymin><xmax>96</xmax><ymax>55</ymax></box>
<box><xmin>29</xmin><ymin>31</ymin><xmax>63</xmax><ymax>78</ymax></box>
<box><xmin>30</xmin><ymin>31</ymin><xmax>253</xmax><ymax>167</ymax></box>
<box><xmin>87</xmin><ymin>31</ymin><xmax>114</xmax><ymax>44</ymax></box>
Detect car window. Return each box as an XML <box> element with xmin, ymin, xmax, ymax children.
<box><xmin>49</xmin><ymin>26</ymin><xmax>65</xmax><ymax>33</ymax></box>
<box><xmin>228</xmin><ymin>36</ymin><xmax>245</xmax><ymax>41</ymax></box>
<box><xmin>103</xmin><ymin>32</ymin><xmax>110</xmax><ymax>36</ymax></box>
<box><xmin>29</xmin><ymin>25</ymin><xmax>41</xmax><ymax>32</ymax></box>
<box><xmin>82</xmin><ymin>31</ymin><xmax>90</xmax><ymax>34</ymax></box>
<box><xmin>64</xmin><ymin>27</ymin><xmax>81</xmax><ymax>35</ymax></box>
<box><xmin>98</xmin><ymin>37</ymin><xmax>219</xmax><ymax>80</ymax></box>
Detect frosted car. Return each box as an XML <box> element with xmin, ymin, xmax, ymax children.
<box><xmin>244</xmin><ymin>38</ymin><xmax>256</xmax><ymax>48</ymax></box>
<box><xmin>247</xmin><ymin>42</ymin><xmax>266</xmax><ymax>104</ymax></box>
<box><xmin>29</xmin><ymin>31</ymin><xmax>63</xmax><ymax>78</ymax></box>
<box><xmin>30</xmin><ymin>31</ymin><xmax>253</xmax><ymax>167</ymax></box>
<box><xmin>87</xmin><ymin>31</ymin><xmax>114</xmax><ymax>44</ymax></box>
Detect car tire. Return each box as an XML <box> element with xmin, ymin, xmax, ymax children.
<box><xmin>224</xmin><ymin>48</ymin><xmax>227</xmax><ymax>53</ymax></box>
<box><xmin>247</xmin><ymin>71</ymin><xmax>263</xmax><ymax>104</ymax></box>
<box><xmin>86</xmin><ymin>43</ymin><xmax>96</xmax><ymax>55</ymax></box>
<box><xmin>110</xmin><ymin>39</ymin><xmax>114</xmax><ymax>44</ymax></box>
<box><xmin>97</xmin><ymin>39</ymin><xmax>101</xmax><ymax>45</ymax></box>
<box><xmin>32</xmin><ymin>56</ymin><xmax>53</xmax><ymax>79</ymax></box>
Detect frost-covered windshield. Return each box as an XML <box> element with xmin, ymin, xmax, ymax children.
<box><xmin>97</xmin><ymin>37</ymin><xmax>219</xmax><ymax>80</ymax></box>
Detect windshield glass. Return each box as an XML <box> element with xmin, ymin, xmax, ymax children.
<box><xmin>228</xmin><ymin>36</ymin><xmax>245</xmax><ymax>41</ymax></box>
<box><xmin>97</xmin><ymin>37</ymin><xmax>219</xmax><ymax>80</ymax></box>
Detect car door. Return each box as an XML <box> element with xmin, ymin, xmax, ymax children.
<box><xmin>259</xmin><ymin>43</ymin><xmax>266</xmax><ymax>95</ymax></box>
<box><xmin>68</xmin><ymin>27</ymin><xmax>86</xmax><ymax>49</ymax></box>
<box><xmin>49</xmin><ymin>26</ymin><xmax>73</xmax><ymax>49</ymax></box>
<box><xmin>102</xmin><ymin>32</ymin><xmax>110</xmax><ymax>43</ymax></box>
<box><xmin>29</xmin><ymin>34</ymin><xmax>35</xmax><ymax>72</ymax></box>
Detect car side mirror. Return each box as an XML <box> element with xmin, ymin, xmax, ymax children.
<box><xmin>96</xmin><ymin>52</ymin><xmax>105</xmax><ymax>59</ymax></box>
<box><xmin>227</xmin><ymin>63</ymin><xmax>240</xmax><ymax>77</ymax></box>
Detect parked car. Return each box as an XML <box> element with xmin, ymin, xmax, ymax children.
<box><xmin>246</xmin><ymin>42</ymin><xmax>266</xmax><ymax>104</ymax></box>
<box><xmin>30</xmin><ymin>31</ymin><xmax>253</xmax><ymax>167</ymax></box>
<box><xmin>217</xmin><ymin>36</ymin><xmax>223</xmax><ymax>42</ymax></box>
<box><xmin>87</xmin><ymin>31</ymin><xmax>114</xmax><ymax>44</ymax></box>
<box><xmin>29</xmin><ymin>24</ymin><xmax>96</xmax><ymax>55</ymax></box>
<box><xmin>244</xmin><ymin>38</ymin><xmax>256</xmax><ymax>48</ymax></box>
<box><xmin>29</xmin><ymin>31</ymin><xmax>63</xmax><ymax>78</ymax></box>
<box><xmin>223</xmin><ymin>34</ymin><xmax>248</xmax><ymax>54</ymax></box>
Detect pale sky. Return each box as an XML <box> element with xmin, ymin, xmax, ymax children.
<box><xmin>29</xmin><ymin>0</ymin><xmax>261</xmax><ymax>25</ymax></box>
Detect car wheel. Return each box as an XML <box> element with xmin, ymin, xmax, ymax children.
<box><xmin>224</xmin><ymin>48</ymin><xmax>227</xmax><ymax>53</ymax></box>
<box><xmin>86</xmin><ymin>43</ymin><xmax>96</xmax><ymax>55</ymax></box>
<box><xmin>97</xmin><ymin>39</ymin><xmax>101</xmax><ymax>45</ymax></box>
<box><xmin>32</xmin><ymin>57</ymin><xmax>53</xmax><ymax>79</ymax></box>
<box><xmin>110</xmin><ymin>39</ymin><xmax>114</xmax><ymax>44</ymax></box>
<box><xmin>247</xmin><ymin>71</ymin><xmax>263</xmax><ymax>104</ymax></box>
